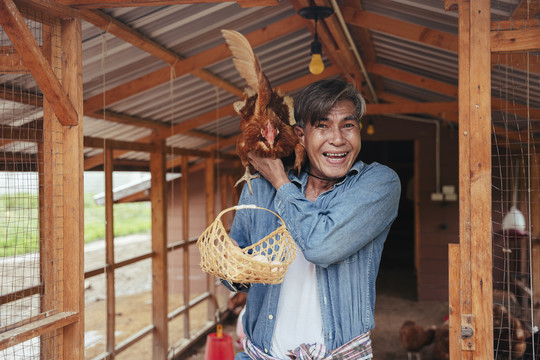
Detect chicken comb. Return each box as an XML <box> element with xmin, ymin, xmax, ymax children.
<box><xmin>221</xmin><ymin>29</ymin><xmax>262</xmax><ymax>93</ymax></box>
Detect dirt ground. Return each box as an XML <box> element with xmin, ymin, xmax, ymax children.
<box><xmin>84</xmin><ymin>236</ymin><xmax>449</xmax><ymax>359</ymax></box>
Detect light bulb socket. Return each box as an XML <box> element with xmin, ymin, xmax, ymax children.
<box><xmin>298</xmin><ymin>6</ymin><xmax>334</xmax><ymax>21</ymax></box>
<box><xmin>310</xmin><ymin>39</ymin><xmax>322</xmax><ymax>55</ymax></box>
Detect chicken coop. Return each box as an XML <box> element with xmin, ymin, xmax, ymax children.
<box><xmin>0</xmin><ymin>0</ymin><xmax>539</xmax><ymax>359</ymax></box>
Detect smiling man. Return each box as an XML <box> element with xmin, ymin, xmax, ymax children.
<box><xmin>228</xmin><ymin>79</ymin><xmax>401</xmax><ymax>360</ymax></box>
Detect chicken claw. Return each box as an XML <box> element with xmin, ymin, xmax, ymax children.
<box><xmin>235</xmin><ymin>167</ymin><xmax>260</xmax><ymax>195</ymax></box>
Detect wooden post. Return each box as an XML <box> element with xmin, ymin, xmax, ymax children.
<box><xmin>456</xmin><ymin>0</ymin><xmax>493</xmax><ymax>358</ymax></box>
<box><xmin>151</xmin><ymin>134</ymin><xmax>168</xmax><ymax>359</ymax></box>
<box><xmin>181</xmin><ymin>156</ymin><xmax>190</xmax><ymax>339</ymax></box>
<box><xmin>529</xmin><ymin>154</ymin><xmax>540</xmax><ymax>312</ymax></box>
<box><xmin>449</xmin><ymin>243</ymin><xmax>461</xmax><ymax>360</ymax></box>
<box><xmin>105</xmin><ymin>147</ymin><xmax>116</xmax><ymax>357</ymax></box>
<box><xmin>205</xmin><ymin>156</ymin><xmax>216</xmax><ymax>322</ymax></box>
<box><xmin>39</xmin><ymin>17</ymin><xmax>63</xmax><ymax>360</ymax></box>
<box><xmin>61</xmin><ymin>15</ymin><xmax>84</xmax><ymax>359</ymax></box>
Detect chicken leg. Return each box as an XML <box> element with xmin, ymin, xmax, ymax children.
<box><xmin>235</xmin><ymin>167</ymin><xmax>260</xmax><ymax>195</ymax></box>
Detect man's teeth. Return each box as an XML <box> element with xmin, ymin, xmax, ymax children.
<box><xmin>324</xmin><ymin>152</ymin><xmax>347</xmax><ymax>158</ymax></box>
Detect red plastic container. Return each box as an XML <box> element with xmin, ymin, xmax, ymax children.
<box><xmin>205</xmin><ymin>325</ymin><xmax>235</xmax><ymax>360</ymax></box>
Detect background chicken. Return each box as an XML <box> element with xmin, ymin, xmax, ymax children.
<box><xmin>222</xmin><ymin>29</ymin><xmax>306</xmax><ymax>194</ymax></box>
<box><xmin>399</xmin><ymin>320</ymin><xmax>436</xmax><ymax>360</ymax></box>
<box><xmin>493</xmin><ymin>303</ymin><xmax>530</xmax><ymax>359</ymax></box>
<box><xmin>432</xmin><ymin>318</ymin><xmax>449</xmax><ymax>360</ymax></box>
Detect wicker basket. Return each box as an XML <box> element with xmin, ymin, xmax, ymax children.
<box><xmin>197</xmin><ymin>204</ymin><xmax>297</xmax><ymax>285</ymax></box>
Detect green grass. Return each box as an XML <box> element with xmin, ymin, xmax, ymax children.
<box><xmin>84</xmin><ymin>193</ymin><xmax>151</xmax><ymax>242</ymax></box>
<box><xmin>0</xmin><ymin>193</ymin><xmax>151</xmax><ymax>257</ymax></box>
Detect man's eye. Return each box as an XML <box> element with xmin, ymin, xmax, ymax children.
<box><xmin>316</xmin><ymin>123</ymin><xmax>328</xmax><ymax>129</ymax></box>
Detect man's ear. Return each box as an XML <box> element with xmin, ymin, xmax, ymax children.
<box><xmin>293</xmin><ymin>126</ymin><xmax>305</xmax><ymax>145</ymax></box>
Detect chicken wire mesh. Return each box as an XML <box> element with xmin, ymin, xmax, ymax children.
<box><xmin>0</xmin><ymin>7</ymin><xmax>64</xmax><ymax>360</ymax></box>
<box><xmin>492</xmin><ymin>46</ymin><xmax>540</xmax><ymax>359</ymax></box>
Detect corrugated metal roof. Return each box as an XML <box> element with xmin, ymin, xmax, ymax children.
<box><xmin>1</xmin><ymin>0</ymin><xmax>538</xmax><ymax>171</ymax></box>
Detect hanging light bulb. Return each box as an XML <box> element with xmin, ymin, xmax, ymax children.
<box><xmin>298</xmin><ymin>4</ymin><xmax>333</xmax><ymax>75</ymax></box>
<box><xmin>366</xmin><ymin>119</ymin><xmax>375</xmax><ymax>135</ymax></box>
<box><xmin>309</xmin><ymin>37</ymin><xmax>324</xmax><ymax>75</ymax></box>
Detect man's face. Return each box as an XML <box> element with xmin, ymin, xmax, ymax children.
<box><xmin>296</xmin><ymin>100</ymin><xmax>361</xmax><ymax>180</ymax></box>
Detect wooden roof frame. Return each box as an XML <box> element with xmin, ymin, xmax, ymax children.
<box><xmin>4</xmin><ymin>0</ymin><xmax>540</xmax><ymax>173</ymax></box>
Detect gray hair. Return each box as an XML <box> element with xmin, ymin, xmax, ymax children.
<box><xmin>293</xmin><ymin>79</ymin><xmax>366</xmax><ymax>129</ymax></box>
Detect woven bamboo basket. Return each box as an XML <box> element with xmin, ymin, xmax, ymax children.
<box><xmin>197</xmin><ymin>204</ymin><xmax>297</xmax><ymax>285</ymax></box>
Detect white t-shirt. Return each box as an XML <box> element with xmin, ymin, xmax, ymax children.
<box><xmin>270</xmin><ymin>245</ymin><xmax>324</xmax><ymax>358</ymax></box>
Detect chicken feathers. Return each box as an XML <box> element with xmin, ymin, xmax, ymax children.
<box><xmin>221</xmin><ymin>29</ymin><xmax>306</xmax><ymax>195</ymax></box>
<box><xmin>399</xmin><ymin>320</ymin><xmax>436</xmax><ymax>360</ymax></box>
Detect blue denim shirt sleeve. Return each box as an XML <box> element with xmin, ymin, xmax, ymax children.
<box><xmin>274</xmin><ymin>162</ymin><xmax>401</xmax><ymax>268</ymax></box>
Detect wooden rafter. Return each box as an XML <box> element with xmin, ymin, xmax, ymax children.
<box><xmin>342</xmin><ymin>0</ymin><xmax>384</xmax><ymax>94</ymax></box>
<box><xmin>366</xmin><ymin>101</ymin><xmax>457</xmax><ymax>115</ymax></box>
<box><xmin>0</xmin><ymin>0</ymin><xmax>78</xmax><ymax>126</ymax></box>
<box><xmin>512</xmin><ymin>0</ymin><xmax>540</xmax><ymax>20</ymax></box>
<box><xmin>0</xmin><ymin>85</ymin><xmax>43</xmax><ymax>106</ymax></box>
<box><xmin>56</xmin><ymin>0</ymin><xmax>277</xmax><ymax>8</ymax></box>
<box><xmin>367</xmin><ymin>63</ymin><xmax>459</xmax><ymax>98</ymax></box>
<box><xmin>83</xmin><ymin>67</ymin><xmax>339</xmax><ymax>170</ymax></box>
<box><xmin>343</xmin><ymin>7</ymin><xmax>540</xmax><ymax>73</ymax></box>
<box><xmin>80</xmin><ymin>9</ymin><xmax>243</xmax><ymax>98</ymax></box>
<box><xmin>83</xmin><ymin>15</ymin><xmax>304</xmax><ymax>114</ymax></box>
<box><xmin>13</xmin><ymin>0</ymin><xmax>77</xmax><ymax>19</ymax></box>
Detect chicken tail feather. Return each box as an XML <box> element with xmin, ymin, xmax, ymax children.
<box><xmin>293</xmin><ymin>143</ymin><xmax>306</xmax><ymax>177</ymax></box>
<box><xmin>221</xmin><ymin>29</ymin><xmax>262</xmax><ymax>94</ymax></box>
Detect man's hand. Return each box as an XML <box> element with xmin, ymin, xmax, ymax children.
<box><xmin>248</xmin><ymin>152</ymin><xmax>290</xmax><ymax>190</ymax></box>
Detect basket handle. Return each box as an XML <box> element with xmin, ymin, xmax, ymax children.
<box><xmin>215</xmin><ymin>204</ymin><xmax>286</xmax><ymax>225</ymax></box>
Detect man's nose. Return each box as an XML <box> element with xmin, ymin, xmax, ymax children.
<box><xmin>329</xmin><ymin>127</ymin><xmax>346</xmax><ymax>145</ymax></box>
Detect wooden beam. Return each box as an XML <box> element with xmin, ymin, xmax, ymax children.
<box><xmin>61</xmin><ymin>0</ymin><xmax>278</xmax><ymax>8</ymax></box>
<box><xmin>83</xmin><ymin>15</ymin><xmax>304</xmax><ymax>114</ymax></box>
<box><xmin>61</xmin><ymin>16</ymin><xmax>84</xmax><ymax>359</ymax></box>
<box><xmin>366</xmin><ymin>101</ymin><xmax>457</xmax><ymax>115</ymax></box>
<box><xmin>448</xmin><ymin>243</ymin><xmax>461</xmax><ymax>360</ymax></box>
<box><xmin>181</xmin><ymin>155</ymin><xmax>190</xmax><ymax>339</ymax></box>
<box><xmin>343</xmin><ymin>7</ymin><xmax>540</xmax><ymax>71</ymax></box>
<box><xmin>0</xmin><ymin>85</ymin><xmax>43</xmax><ymax>107</ymax></box>
<box><xmin>0</xmin><ymin>124</ymin><xmax>43</xmax><ymax>141</ymax></box>
<box><xmin>512</xmin><ymin>0</ymin><xmax>540</xmax><ymax>19</ymax></box>
<box><xmin>150</xmin><ymin>133</ymin><xmax>168</xmax><ymax>359</ymax></box>
<box><xmin>13</xmin><ymin>0</ymin><xmax>78</xmax><ymax>19</ymax></box>
<box><xmin>104</xmin><ymin>147</ymin><xmax>115</xmax><ymax>356</ymax></box>
<box><xmin>80</xmin><ymin>9</ymin><xmax>243</xmax><ymax>97</ymax></box>
<box><xmin>0</xmin><ymin>52</ymin><xmax>28</xmax><ymax>73</ymax></box>
<box><xmin>83</xmin><ymin>68</ymin><xmax>338</xmax><ymax>171</ymax></box>
<box><xmin>39</xmin><ymin>20</ymin><xmax>61</xmax><ymax>358</ymax></box>
<box><xmin>0</xmin><ymin>312</ymin><xmax>78</xmax><ymax>351</ymax></box>
<box><xmin>237</xmin><ymin>0</ymin><xmax>278</xmax><ymax>7</ymax></box>
<box><xmin>57</xmin><ymin>0</ymin><xmax>240</xmax><ymax>8</ymax></box>
<box><xmin>456</xmin><ymin>0</ymin><xmax>493</xmax><ymax>358</ymax></box>
<box><xmin>342</xmin><ymin>0</ymin><xmax>385</xmax><ymax>95</ymax></box>
<box><xmin>367</xmin><ymin>63</ymin><xmax>458</xmax><ymax>98</ymax></box>
<box><xmin>342</xmin><ymin>8</ymin><xmax>458</xmax><ymax>53</ymax></box>
<box><xmin>84</xmin><ymin>136</ymin><xmax>153</xmax><ymax>152</ymax></box>
<box><xmin>0</xmin><ymin>0</ymin><xmax>78</xmax><ymax>126</ymax></box>
<box><xmin>204</xmin><ymin>156</ymin><xmax>216</xmax><ymax>322</ymax></box>
<box><xmin>89</xmin><ymin>110</ymin><xmax>168</xmax><ymax>130</ymax></box>
<box><xmin>491</xmin><ymin>27</ymin><xmax>540</xmax><ymax>52</ymax></box>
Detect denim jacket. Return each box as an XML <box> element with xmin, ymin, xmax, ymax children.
<box><xmin>228</xmin><ymin>161</ymin><xmax>401</xmax><ymax>359</ymax></box>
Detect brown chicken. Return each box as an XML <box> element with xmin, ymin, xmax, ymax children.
<box><xmin>432</xmin><ymin>319</ymin><xmax>449</xmax><ymax>360</ymax></box>
<box><xmin>222</xmin><ymin>29</ymin><xmax>306</xmax><ymax>195</ymax></box>
<box><xmin>399</xmin><ymin>320</ymin><xmax>436</xmax><ymax>360</ymax></box>
<box><xmin>493</xmin><ymin>303</ymin><xmax>530</xmax><ymax>359</ymax></box>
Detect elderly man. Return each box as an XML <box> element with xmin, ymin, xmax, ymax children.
<box><xmin>228</xmin><ymin>79</ymin><xmax>401</xmax><ymax>360</ymax></box>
